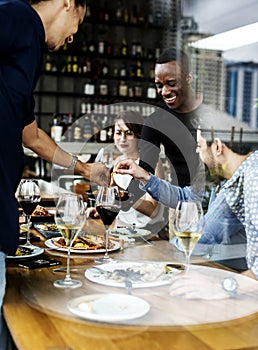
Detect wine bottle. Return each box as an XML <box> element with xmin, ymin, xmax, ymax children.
<box><xmin>73</xmin><ymin>119</ymin><xmax>83</xmax><ymax>142</ymax></box>
<box><xmin>120</xmin><ymin>39</ymin><xmax>128</xmax><ymax>57</ymax></box>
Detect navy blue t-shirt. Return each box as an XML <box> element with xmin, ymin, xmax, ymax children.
<box><xmin>0</xmin><ymin>0</ymin><xmax>45</xmax><ymax>254</ymax></box>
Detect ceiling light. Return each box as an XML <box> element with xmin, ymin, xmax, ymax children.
<box><xmin>189</xmin><ymin>22</ymin><xmax>258</xmax><ymax>51</ymax></box>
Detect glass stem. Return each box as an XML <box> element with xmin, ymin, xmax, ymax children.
<box><xmin>185</xmin><ymin>253</ymin><xmax>190</xmax><ymax>272</ymax></box>
<box><xmin>65</xmin><ymin>246</ymin><xmax>72</xmax><ymax>282</ymax></box>
<box><xmin>104</xmin><ymin>225</ymin><xmax>109</xmax><ymax>259</ymax></box>
<box><xmin>26</xmin><ymin>215</ymin><xmax>31</xmax><ymax>245</ymax></box>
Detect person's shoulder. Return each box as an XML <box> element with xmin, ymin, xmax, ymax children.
<box><xmin>245</xmin><ymin>151</ymin><xmax>258</xmax><ymax>170</ymax></box>
<box><xmin>144</xmin><ymin>106</ymin><xmax>173</xmax><ymax>124</ymax></box>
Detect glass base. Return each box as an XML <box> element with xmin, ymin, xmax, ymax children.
<box><xmin>23</xmin><ymin>242</ymin><xmax>37</xmax><ymax>248</ymax></box>
<box><xmin>95</xmin><ymin>256</ymin><xmax>115</xmax><ymax>264</ymax></box>
<box><xmin>53</xmin><ymin>279</ymin><xmax>82</xmax><ymax>289</ymax></box>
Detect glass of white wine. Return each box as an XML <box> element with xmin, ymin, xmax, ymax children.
<box><xmin>53</xmin><ymin>193</ymin><xmax>86</xmax><ymax>288</ymax></box>
<box><xmin>173</xmin><ymin>200</ymin><xmax>204</xmax><ymax>271</ymax></box>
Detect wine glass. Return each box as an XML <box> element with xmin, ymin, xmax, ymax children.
<box><xmin>17</xmin><ymin>179</ymin><xmax>41</xmax><ymax>247</ymax></box>
<box><xmin>95</xmin><ymin>144</ymin><xmax>115</xmax><ymax>171</ymax></box>
<box><xmin>53</xmin><ymin>193</ymin><xmax>86</xmax><ymax>288</ymax></box>
<box><xmin>173</xmin><ymin>200</ymin><xmax>204</xmax><ymax>271</ymax></box>
<box><xmin>95</xmin><ymin>186</ymin><xmax>121</xmax><ymax>263</ymax></box>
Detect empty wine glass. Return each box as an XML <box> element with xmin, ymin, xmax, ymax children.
<box><xmin>17</xmin><ymin>179</ymin><xmax>41</xmax><ymax>247</ymax></box>
<box><xmin>53</xmin><ymin>193</ymin><xmax>86</xmax><ymax>288</ymax></box>
<box><xmin>173</xmin><ymin>200</ymin><xmax>204</xmax><ymax>271</ymax></box>
<box><xmin>95</xmin><ymin>186</ymin><xmax>121</xmax><ymax>263</ymax></box>
<box><xmin>95</xmin><ymin>144</ymin><xmax>115</xmax><ymax>171</ymax></box>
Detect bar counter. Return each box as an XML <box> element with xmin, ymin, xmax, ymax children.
<box><xmin>4</xmin><ymin>219</ymin><xmax>258</xmax><ymax>350</ymax></box>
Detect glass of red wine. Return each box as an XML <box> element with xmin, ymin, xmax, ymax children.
<box><xmin>17</xmin><ymin>179</ymin><xmax>41</xmax><ymax>246</ymax></box>
<box><xmin>95</xmin><ymin>186</ymin><xmax>121</xmax><ymax>263</ymax></box>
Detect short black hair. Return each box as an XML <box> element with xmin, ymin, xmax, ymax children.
<box><xmin>30</xmin><ymin>0</ymin><xmax>87</xmax><ymax>8</ymax></box>
<box><xmin>156</xmin><ymin>47</ymin><xmax>190</xmax><ymax>75</ymax></box>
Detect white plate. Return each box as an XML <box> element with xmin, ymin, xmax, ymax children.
<box><xmin>111</xmin><ymin>228</ymin><xmax>151</xmax><ymax>238</ymax></box>
<box><xmin>6</xmin><ymin>245</ymin><xmax>44</xmax><ymax>259</ymax></box>
<box><xmin>67</xmin><ymin>293</ymin><xmax>150</xmax><ymax>322</ymax></box>
<box><xmin>85</xmin><ymin>262</ymin><xmax>178</xmax><ymax>288</ymax></box>
<box><xmin>45</xmin><ymin>238</ymin><xmax>120</xmax><ymax>254</ymax></box>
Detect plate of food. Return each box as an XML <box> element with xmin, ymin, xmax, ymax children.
<box><xmin>30</xmin><ymin>206</ymin><xmax>55</xmax><ymax>222</ymax></box>
<box><xmin>45</xmin><ymin>234</ymin><xmax>120</xmax><ymax>254</ymax></box>
<box><xmin>34</xmin><ymin>223</ymin><xmax>61</xmax><ymax>239</ymax></box>
<box><xmin>85</xmin><ymin>262</ymin><xmax>181</xmax><ymax>288</ymax></box>
<box><xmin>67</xmin><ymin>293</ymin><xmax>150</xmax><ymax>323</ymax></box>
<box><xmin>110</xmin><ymin>227</ymin><xmax>152</xmax><ymax>239</ymax></box>
<box><xmin>6</xmin><ymin>245</ymin><xmax>44</xmax><ymax>259</ymax></box>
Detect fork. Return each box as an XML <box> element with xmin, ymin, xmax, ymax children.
<box><xmin>128</xmin><ymin>223</ymin><xmax>153</xmax><ymax>246</ymax></box>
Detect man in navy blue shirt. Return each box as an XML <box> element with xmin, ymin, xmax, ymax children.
<box><xmin>0</xmin><ymin>1</ymin><xmax>109</xmax><ymax>347</ymax></box>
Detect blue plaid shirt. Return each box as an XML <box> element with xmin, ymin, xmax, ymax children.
<box><xmin>142</xmin><ymin>151</ymin><xmax>258</xmax><ymax>278</ymax></box>
<box><xmin>221</xmin><ymin>151</ymin><xmax>258</xmax><ymax>278</ymax></box>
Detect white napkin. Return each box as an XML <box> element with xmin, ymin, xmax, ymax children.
<box><xmin>113</xmin><ymin>173</ymin><xmax>133</xmax><ymax>190</ymax></box>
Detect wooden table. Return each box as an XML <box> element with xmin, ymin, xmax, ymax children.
<box><xmin>4</xmin><ymin>219</ymin><xmax>258</xmax><ymax>350</ymax></box>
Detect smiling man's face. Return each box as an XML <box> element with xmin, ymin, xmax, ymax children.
<box><xmin>154</xmin><ymin>61</ymin><xmax>191</xmax><ymax>112</ymax></box>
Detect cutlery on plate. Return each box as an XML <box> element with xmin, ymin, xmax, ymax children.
<box><xmin>126</xmin><ymin>224</ymin><xmax>153</xmax><ymax>246</ymax></box>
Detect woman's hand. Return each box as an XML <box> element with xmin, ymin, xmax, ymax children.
<box><xmin>114</xmin><ymin>159</ymin><xmax>150</xmax><ymax>184</ymax></box>
<box><xmin>86</xmin><ymin>207</ymin><xmax>99</xmax><ymax>219</ymax></box>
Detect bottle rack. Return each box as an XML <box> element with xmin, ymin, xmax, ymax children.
<box><xmin>34</xmin><ymin>0</ymin><xmax>170</xmax><ymax>135</ymax></box>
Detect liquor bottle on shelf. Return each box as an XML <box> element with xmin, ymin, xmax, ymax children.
<box><xmin>118</xmin><ymin>81</ymin><xmax>128</xmax><ymax>97</ymax></box>
<box><xmin>81</xmin><ymin>57</ymin><xmax>91</xmax><ymax>75</ymax></box>
<box><xmin>84</xmin><ymin>79</ymin><xmax>95</xmax><ymax>96</ymax></box>
<box><xmin>82</xmin><ymin>114</ymin><xmax>93</xmax><ymax>142</ymax></box>
<box><xmin>136</xmin><ymin>60</ymin><xmax>143</xmax><ymax>78</ymax></box>
<box><xmin>123</xmin><ymin>8</ymin><xmax>129</xmax><ymax>23</ymax></box>
<box><xmin>136</xmin><ymin>42</ymin><xmax>142</xmax><ymax>58</ymax></box>
<box><xmin>147</xmin><ymin>83</ymin><xmax>157</xmax><ymax>99</ymax></box>
<box><xmin>50</xmin><ymin>114</ymin><xmax>63</xmax><ymax>142</ymax></box>
<box><xmin>107</xmin><ymin>126</ymin><xmax>113</xmax><ymax>143</ymax></box>
<box><xmin>128</xmin><ymin>85</ymin><xmax>134</xmax><ymax>98</ymax></box>
<box><xmin>66</xmin><ymin>55</ymin><xmax>72</xmax><ymax>73</ymax></box>
<box><xmin>116</xmin><ymin>1</ymin><xmax>123</xmax><ymax>21</ymax></box>
<box><xmin>113</xmin><ymin>64</ymin><xmax>119</xmax><ymax>78</ymax></box>
<box><xmin>44</xmin><ymin>54</ymin><xmax>52</xmax><ymax>72</ymax></box>
<box><xmin>91</xmin><ymin>115</ymin><xmax>100</xmax><ymax>143</ymax></box>
<box><xmin>72</xmin><ymin>56</ymin><xmax>79</xmax><ymax>73</ymax></box>
<box><xmin>103</xmin><ymin>1</ymin><xmax>110</xmax><ymax>22</ymax></box>
<box><xmin>85</xmin><ymin>2</ymin><xmax>91</xmax><ymax>19</ymax></box>
<box><xmin>99</xmin><ymin>80</ymin><xmax>109</xmax><ymax>96</ymax></box>
<box><xmin>79</xmin><ymin>98</ymin><xmax>87</xmax><ymax>116</ymax></box>
<box><xmin>98</xmin><ymin>39</ymin><xmax>105</xmax><ymax>55</ymax></box>
<box><xmin>120</xmin><ymin>39</ymin><xmax>128</xmax><ymax>57</ymax></box>
<box><xmin>131</xmin><ymin>40</ymin><xmax>137</xmax><ymax>57</ymax></box>
<box><xmin>73</xmin><ymin>119</ymin><xmax>83</xmax><ymax>142</ymax></box>
<box><xmin>130</xmin><ymin>4</ymin><xmax>138</xmax><ymax>24</ymax></box>
<box><xmin>119</xmin><ymin>63</ymin><xmax>127</xmax><ymax>78</ymax></box>
<box><xmin>105</xmin><ymin>38</ymin><xmax>113</xmax><ymax>56</ymax></box>
<box><xmin>101</xmin><ymin>61</ymin><xmax>110</xmax><ymax>77</ymax></box>
<box><xmin>149</xmin><ymin>64</ymin><xmax>155</xmax><ymax>79</ymax></box>
<box><xmin>134</xmin><ymin>84</ymin><xmax>143</xmax><ymax>98</ymax></box>
<box><xmin>88</xmin><ymin>39</ymin><xmax>96</xmax><ymax>54</ymax></box>
<box><xmin>99</xmin><ymin>117</ymin><xmax>108</xmax><ymax>143</ymax></box>
<box><xmin>66</xmin><ymin>113</ymin><xmax>74</xmax><ymax>142</ymax></box>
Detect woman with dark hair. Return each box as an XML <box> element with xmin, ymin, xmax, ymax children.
<box><xmin>88</xmin><ymin>110</ymin><xmax>167</xmax><ymax>236</ymax></box>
